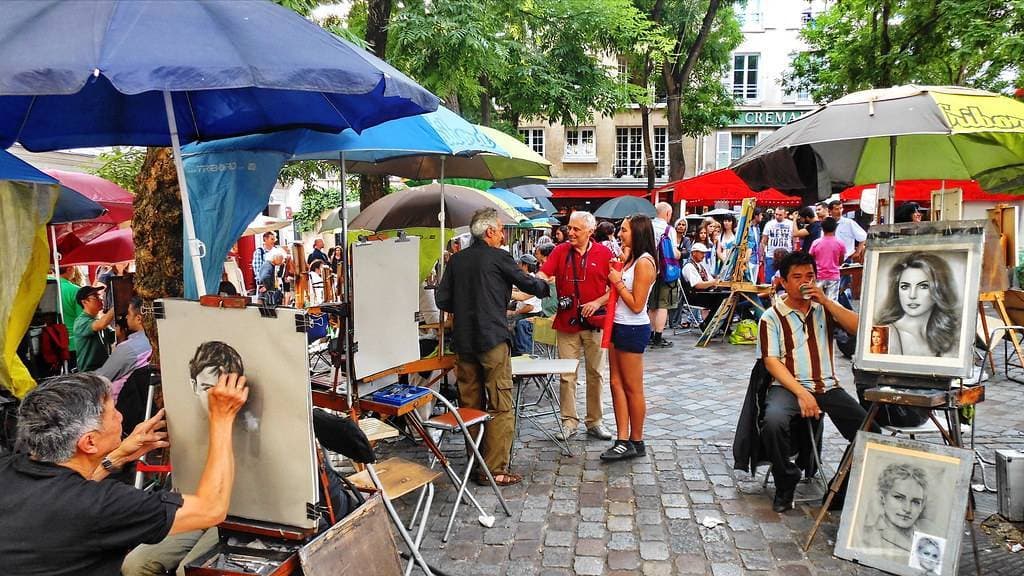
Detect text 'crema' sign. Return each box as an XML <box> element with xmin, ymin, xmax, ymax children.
<box><xmin>732</xmin><ymin>109</ymin><xmax>809</xmax><ymax>127</ymax></box>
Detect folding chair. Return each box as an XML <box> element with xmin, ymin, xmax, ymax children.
<box><xmin>419</xmin><ymin>389</ymin><xmax>512</xmax><ymax>543</ymax></box>
<box><xmin>307</xmin><ymin>313</ymin><xmax>332</xmax><ymax>375</ymax></box>
<box><xmin>760</xmin><ymin>418</ymin><xmax>830</xmax><ymax>501</ymax></box>
<box><xmin>673</xmin><ymin>287</ymin><xmax>706</xmax><ymax>335</ymax></box>
<box><xmin>530</xmin><ymin>316</ymin><xmax>558</xmax><ymax>359</ymax></box>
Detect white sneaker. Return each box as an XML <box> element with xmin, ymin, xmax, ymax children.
<box><xmin>555</xmin><ymin>424</ymin><xmax>578</xmax><ymax>441</ymax></box>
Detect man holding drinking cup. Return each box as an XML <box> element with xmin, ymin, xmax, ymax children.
<box><xmin>538</xmin><ymin>211</ymin><xmax>614</xmax><ymax>442</ymax></box>
<box><xmin>758</xmin><ymin>251</ymin><xmax>867</xmax><ymax>512</ymax></box>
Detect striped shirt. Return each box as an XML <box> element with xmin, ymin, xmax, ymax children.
<box><xmin>757</xmin><ymin>297</ymin><xmax>838</xmax><ymax>393</ymax></box>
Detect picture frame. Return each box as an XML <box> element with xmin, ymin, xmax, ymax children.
<box><xmin>854</xmin><ymin>221</ymin><xmax>986</xmax><ymax>378</ymax></box>
<box><xmin>835</xmin><ymin>432</ymin><xmax>973</xmax><ymax>576</ymax></box>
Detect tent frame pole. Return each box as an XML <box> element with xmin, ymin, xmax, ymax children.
<box><xmin>438</xmin><ymin>157</ymin><xmax>446</xmax><ymax>356</ymax></box>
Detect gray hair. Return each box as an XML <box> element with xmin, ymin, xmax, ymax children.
<box><xmin>655</xmin><ymin>201</ymin><xmax>672</xmax><ymax>218</ymax></box>
<box><xmin>268</xmin><ymin>247</ymin><xmax>287</xmax><ymax>262</ymax></box>
<box><xmin>470</xmin><ymin>208</ymin><xmax>501</xmax><ymax>240</ymax></box>
<box><xmin>17</xmin><ymin>373</ymin><xmax>111</xmax><ymax>463</ymax></box>
<box><xmin>569</xmin><ymin>211</ymin><xmax>597</xmax><ymax>231</ymax></box>
<box><xmin>535</xmin><ymin>235</ymin><xmax>554</xmax><ymax>247</ymax></box>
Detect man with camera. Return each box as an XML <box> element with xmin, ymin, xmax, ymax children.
<box><xmin>538</xmin><ymin>211</ymin><xmax>613</xmax><ymax>442</ymax></box>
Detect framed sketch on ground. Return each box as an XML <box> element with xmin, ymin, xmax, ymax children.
<box><xmin>834</xmin><ymin>432</ymin><xmax>973</xmax><ymax>576</ymax></box>
<box><xmin>854</xmin><ymin>221</ymin><xmax>986</xmax><ymax>378</ymax></box>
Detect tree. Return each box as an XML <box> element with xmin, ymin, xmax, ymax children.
<box><xmin>92</xmin><ymin>147</ymin><xmax>146</xmax><ymax>192</ymax></box>
<box><xmin>785</xmin><ymin>0</ymin><xmax>1024</xmax><ymax>103</ymax></box>
<box><xmin>357</xmin><ymin>0</ymin><xmax>394</xmax><ymax>210</ymax></box>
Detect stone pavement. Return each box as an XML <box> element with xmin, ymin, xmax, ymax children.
<box><xmin>370</xmin><ymin>327</ymin><xmax>1024</xmax><ymax>575</ymax></box>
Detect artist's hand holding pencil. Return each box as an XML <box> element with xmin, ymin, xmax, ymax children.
<box><xmin>207</xmin><ymin>372</ymin><xmax>249</xmax><ymax>422</ymax></box>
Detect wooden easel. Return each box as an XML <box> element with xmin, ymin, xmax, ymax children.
<box><xmin>696</xmin><ymin>199</ymin><xmax>770</xmax><ymax>346</ymax></box>
<box><xmin>803</xmin><ymin>383</ymin><xmax>985</xmax><ymax>575</ymax></box>
<box><xmin>977</xmin><ymin>290</ymin><xmax>1024</xmax><ymax>374</ymax></box>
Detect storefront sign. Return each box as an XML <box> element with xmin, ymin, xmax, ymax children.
<box><xmin>731</xmin><ymin>109</ymin><xmax>810</xmax><ymax>127</ymax></box>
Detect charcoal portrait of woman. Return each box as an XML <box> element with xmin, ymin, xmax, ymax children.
<box><xmin>873</xmin><ymin>252</ymin><xmax>961</xmax><ymax>358</ymax></box>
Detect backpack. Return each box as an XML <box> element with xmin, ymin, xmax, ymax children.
<box><xmin>657</xmin><ymin>227</ymin><xmax>681</xmax><ymax>283</ymax></box>
<box><xmin>728</xmin><ymin>319</ymin><xmax>758</xmax><ymax>345</ymax></box>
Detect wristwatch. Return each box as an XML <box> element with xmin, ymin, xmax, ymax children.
<box><xmin>101</xmin><ymin>456</ymin><xmax>121</xmax><ymax>472</ymax></box>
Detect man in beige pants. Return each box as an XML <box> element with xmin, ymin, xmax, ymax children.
<box><xmin>539</xmin><ymin>211</ymin><xmax>614</xmax><ymax>441</ymax></box>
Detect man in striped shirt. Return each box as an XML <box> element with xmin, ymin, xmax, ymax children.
<box><xmin>758</xmin><ymin>251</ymin><xmax>866</xmax><ymax>512</ymax></box>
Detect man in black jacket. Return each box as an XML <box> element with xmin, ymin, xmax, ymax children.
<box><xmin>435</xmin><ymin>208</ymin><xmax>549</xmax><ymax>486</ymax></box>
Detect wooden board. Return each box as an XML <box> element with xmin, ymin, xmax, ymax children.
<box><xmin>299</xmin><ymin>496</ymin><xmax>403</xmax><ymax>576</ymax></box>
<box><xmin>346</xmin><ymin>457</ymin><xmax>442</xmax><ymax>500</ymax></box>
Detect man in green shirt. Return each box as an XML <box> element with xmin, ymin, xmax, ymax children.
<box><xmin>56</xmin><ymin>267</ymin><xmax>83</xmax><ymax>353</ymax></box>
<box><xmin>72</xmin><ymin>286</ymin><xmax>114</xmax><ymax>372</ymax></box>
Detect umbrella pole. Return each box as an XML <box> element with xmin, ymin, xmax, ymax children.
<box><xmin>438</xmin><ymin>157</ymin><xmax>446</xmax><ymax>356</ymax></box>
<box><xmin>163</xmin><ymin>91</ymin><xmax>207</xmax><ymax>297</ymax></box>
<box><xmin>888</xmin><ymin>135</ymin><xmax>897</xmax><ymax>224</ymax></box>
<box><xmin>340</xmin><ymin>151</ymin><xmax>354</xmax><ymax>409</ymax></box>
<box><xmin>49</xmin><ymin>226</ymin><xmax>69</xmax><ymax>374</ymax></box>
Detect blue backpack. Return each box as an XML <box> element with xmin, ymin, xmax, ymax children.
<box><xmin>658</xmin><ymin>227</ymin><xmax>681</xmax><ymax>283</ymax></box>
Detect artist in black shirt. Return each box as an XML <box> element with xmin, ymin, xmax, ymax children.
<box><xmin>435</xmin><ymin>208</ymin><xmax>549</xmax><ymax>486</ymax></box>
<box><xmin>0</xmin><ymin>372</ymin><xmax>248</xmax><ymax>576</ymax></box>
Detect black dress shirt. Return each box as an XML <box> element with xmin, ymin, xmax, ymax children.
<box><xmin>435</xmin><ymin>241</ymin><xmax>550</xmax><ymax>355</ymax></box>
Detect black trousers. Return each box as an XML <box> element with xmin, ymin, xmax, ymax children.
<box><xmin>762</xmin><ymin>385</ymin><xmax>867</xmax><ymax>489</ymax></box>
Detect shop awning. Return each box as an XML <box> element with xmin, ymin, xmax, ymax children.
<box><xmin>840</xmin><ymin>180</ymin><xmax>1023</xmax><ymax>203</ymax></box>
<box><xmin>550</xmin><ymin>186</ymin><xmax>651</xmax><ymax>199</ymax></box>
<box><xmin>658</xmin><ymin>169</ymin><xmax>802</xmax><ymax>207</ymax></box>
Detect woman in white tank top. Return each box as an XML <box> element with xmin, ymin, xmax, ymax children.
<box><xmin>602</xmin><ymin>214</ymin><xmax>657</xmax><ymax>461</ymax></box>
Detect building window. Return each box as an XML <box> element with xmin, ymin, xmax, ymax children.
<box><xmin>736</xmin><ymin>0</ymin><xmax>762</xmax><ymax>29</ymax></box>
<box><xmin>653</xmin><ymin>127</ymin><xmax>668</xmax><ymax>177</ymax></box>
<box><xmin>518</xmin><ymin>128</ymin><xmax>545</xmax><ymax>156</ymax></box>
<box><xmin>716</xmin><ymin>132</ymin><xmax>757</xmax><ymax>169</ymax></box>
<box><xmin>617</xmin><ymin>58</ymin><xmax>629</xmax><ymax>84</ymax></box>
<box><xmin>732</xmin><ymin>54</ymin><xmax>759</xmax><ymax>101</ymax></box>
<box><xmin>564</xmin><ymin>127</ymin><xmax>596</xmax><ymax>161</ymax></box>
<box><xmin>615</xmin><ymin>127</ymin><xmax>644</xmax><ymax>177</ymax></box>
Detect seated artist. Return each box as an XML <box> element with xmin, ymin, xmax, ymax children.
<box><xmin>680</xmin><ymin>243</ymin><xmax>730</xmax><ymax>331</ymax></box>
<box><xmin>758</xmin><ymin>251</ymin><xmax>869</xmax><ymax>512</ymax></box>
<box><xmin>0</xmin><ymin>372</ymin><xmax>248</xmax><ymax>576</ymax></box>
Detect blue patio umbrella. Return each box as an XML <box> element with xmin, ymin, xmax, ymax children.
<box><xmin>0</xmin><ymin>150</ymin><xmax>105</xmax><ymax>224</ymax></box>
<box><xmin>485</xmin><ymin>188</ymin><xmax>545</xmax><ymax>219</ymax></box>
<box><xmin>0</xmin><ymin>0</ymin><xmax>439</xmax><ymax>296</ymax></box>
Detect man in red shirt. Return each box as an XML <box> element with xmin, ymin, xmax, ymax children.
<box><xmin>539</xmin><ymin>211</ymin><xmax>613</xmax><ymax>441</ymax></box>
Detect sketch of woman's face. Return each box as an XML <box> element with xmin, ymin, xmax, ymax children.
<box><xmin>881</xmin><ymin>478</ymin><xmax>926</xmax><ymax>529</ymax></box>
<box><xmin>916</xmin><ymin>539</ymin><xmax>941</xmax><ymax>571</ymax></box>
<box><xmin>871</xmin><ymin>331</ymin><xmax>882</xmax><ymax>346</ymax></box>
<box><xmin>898</xmin><ymin>267</ymin><xmax>935</xmax><ymax>319</ymax></box>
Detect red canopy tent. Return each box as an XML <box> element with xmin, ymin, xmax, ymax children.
<box><xmin>45</xmin><ymin>170</ymin><xmax>133</xmax><ymax>255</ymax></box>
<box><xmin>840</xmin><ymin>180</ymin><xmax>1022</xmax><ymax>203</ymax></box>
<box><xmin>59</xmin><ymin>227</ymin><xmax>134</xmax><ymax>266</ymax></box>
<box><xmin>659</xmin><ymin>168</ymin><xmax>802</xmax><ymax>208</ymax></box>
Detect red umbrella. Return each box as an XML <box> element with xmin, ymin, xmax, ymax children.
<box><xmin>45</xmin><ymin>170</ymin><xmax>133</xmax><ymax>254</ymax></box>
<box><xmin>660</xmin><ymin>169</ymin><xmax>803</xmax><ymax>208</ymax></box>
<box><xmin>59</xmin><ymin>227</ymin><xmax>134</xmax><ymax>266</ymax></box>
<box><xmin>840</xmin><ymin>179</ymin><xmax>1023</xmax><ymax>203</ymax></box>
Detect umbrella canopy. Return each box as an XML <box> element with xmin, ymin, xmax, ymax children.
<box><xmin>59</xmin><ymin>227</ymin><xmax>134</xmax><ymax>266</ymax></box>
<box><xmin>0</xmin><ymin>0</ymin><xmax>439</xmax><ymax>150</ymax></box>
<box><xmin>594</xmin><ymin>195</ymin><xmax>657</xmax><ymax>219</ymax></box>
<box><xmin>502</xmin><ymin>182</ymin><xmax>553</xmax><ymax>199</ymax></box>
<box><xmin>184</xmin><ymin>106</ymin><xmax>507</xmax><ymax>164</ymax></box>
<box><xmin>350</xmin><ymin>183</ymin><xmax>525</xmax><ymax>231</ymax></box>
<box><xmin>659</xmin><ymin>168</ymin><xmax>802</xmax><ymax>207</ymax></box>
<box><xmin>485</xmin><ymin>188</ymin><xmax>544</xmax><ymax>218</ymax></box>
<box><xmin>0</xmin><ymin>150</ymin><xmax>105</xmax><ymax>224</ymax></box>
<box><xmin>703</xmin><ymin>208</ymin><xmax>738</xmax><ymax>217</ymax></box>
<box><xmin>732</xmin><ymin>85</ymin><xmax>1024</xmax><ymax>202</ymax></box>
<box><xmin>45</xmin><ymin>170</ymin><xmax>133</xmax><ymax>253</ymax></box>
<box><xmin>347</xmin><ymin>125</ymin><xmax>551</xmax><ymax>181</ymax></box>
<box><xmin>242</xmin><ymin>215</ymin><xmax>291</xmax><ymax>237</ymax></box>
<box><xmin>0</xmin><ymin>0</ymin><xmax>439</xmax><ymax>296</ymax></box>
<box><xmin>320</xmin><ymin>205</ymin><xmax>362</xmax><ymax>232</ymax></box>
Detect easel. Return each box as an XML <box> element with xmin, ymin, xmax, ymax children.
<box><xmin>696</xmin><ymin>198</ymin><xmax>770</xmax><ymax>346</ymax></box>
<box><xmin>803</xmin><ymin>379</ymin><xmax>986</xmax><ymax>575</ymax></box>
<box><xmin>977</xmin><ymin>290</ymin><xmax>1024</xmax><ymax>375</ymax></box>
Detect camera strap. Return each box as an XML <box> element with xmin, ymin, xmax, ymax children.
<box><xmin>569</xmin><ymin>244</ymin><xmax>590</xmax><ymax>329</ymax></box>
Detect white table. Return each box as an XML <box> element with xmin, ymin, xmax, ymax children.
<box><xmin>510</xmin><ymin>356</ymin><xmax>579</xmax><ymax>460</ymax></box>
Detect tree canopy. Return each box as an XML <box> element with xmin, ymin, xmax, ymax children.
<box><xmin>785</xmin><ymin>0</ymin><xmax>1024</xmax><ymax>103</ymax></box>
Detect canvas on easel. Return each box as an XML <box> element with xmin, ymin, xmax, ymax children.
<box><xmin>696</xmin><ymin>198</ymin><xmax>760</xmax><ymax>347</ymax></box>
<box><xmin>156</xmin><ymin>299</ymin><xmax>319</xmax><ymax>529</ymax></box>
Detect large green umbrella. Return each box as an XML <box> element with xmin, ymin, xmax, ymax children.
<box><xmin>732</xmin><ymin>85</ymin><xmax>1024</xmax><ymax>202</ymax></box>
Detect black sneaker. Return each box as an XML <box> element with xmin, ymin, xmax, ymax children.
<box><xmin>651</xmin><ymin>338</ymin><xmax>674</xmax><ymax>348</ymax></box>
<box><xmin>773</xmin><ymin>485</ymin><xmax>795</xmax><ymax>513</ymax></box>
<box><xmin>630</xmin><ymin>440</ymin><xmax>646</xmax><ymax>457</ymax></box>
<box><xmin>600</xmin><ymin>440</ymin><xmax>637</xmax><ymax>461</ymax></box>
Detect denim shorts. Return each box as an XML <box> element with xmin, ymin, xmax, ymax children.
<box><xmin>611</xmin><ymin>323</ymin><xmax>652</xmax><ymax>354</ymax></box>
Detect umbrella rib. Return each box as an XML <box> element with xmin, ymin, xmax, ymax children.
<box><xmin>186</xmin><ymin>91</ymin><xmax>201</xmax><ymax>141</ymax></box>
<box><xmin>319</xmin><ymin>92</ymin><xmax>353</xmax><ymax>131</ymax></box>
<box><xmin>14</xmin><ymin>96</ymin><xmax>38</xmax><ymax>144</ymax></box>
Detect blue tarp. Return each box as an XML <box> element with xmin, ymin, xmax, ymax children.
<box><xmin>0</xmin><ymin>149</ymin><xmax>104</xmax><ymax>224</ymax></box>
<box><xmin>181</xmin><ymin>151</ymin><xmax>287</xmax><ymax>300</ymax></box>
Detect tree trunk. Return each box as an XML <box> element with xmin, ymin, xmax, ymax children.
<box><xmin>133</xmin><ymin>147</ymin><xmax>184</xmax><ymax>368</ymax></box>
<box><xmin>640</xmin><ymin>103</ymin><xmax>656</xmax><ymax>199</ymax></box>
<box><xmin>359</xmin><ymin>0</ymin><xmax>394</xmax><ymax>210</ymax></box>
<box><xmin>479</xmin><ymin>75</ymin><xmax>492</xmax><ymax>127</ymax></box>
<box><xmin>879</xmin><ymin>0</ymin><xmax>893</xmax><ymax>87</ymax></box>
<box><xmin>664</xmin><ymin>84</ymin><xmax>686</xmax><ymax>182</ymax></box>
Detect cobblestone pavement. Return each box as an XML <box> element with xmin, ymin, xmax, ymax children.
<box><xmin>372</xmin><ymin>327</ymin><xmax>1024</xmax><ymax>575</ymax></box>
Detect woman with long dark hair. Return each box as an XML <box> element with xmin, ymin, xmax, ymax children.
<box><xmin>602</xmin><ymin>214</ymin><xmax>657</xmax><ymax>461</ymax></box>
<box><xmin>717</xmin><ymin>213</ymin><xmax>737</xmax><ymax>270</ymax></box>
<box><xmin>874</xmin><ymin>252</ymin><xmax>960</xmax><ymax>357</ymax></box>
<box><xmin>553</xmin><ymin>225</ymin><xmax>569</xmax><ymax>244</ymax></box>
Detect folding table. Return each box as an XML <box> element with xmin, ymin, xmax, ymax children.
<box><xmin>510</xmin><ymin>356</ymin><xmax>579</xmax><ymax>462</ymax></box>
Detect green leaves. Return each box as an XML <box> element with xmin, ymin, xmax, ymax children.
<box><xmin>91</xmin><ymin>147</ymin><xmax>146</xmax><ymax>193</ymax></box>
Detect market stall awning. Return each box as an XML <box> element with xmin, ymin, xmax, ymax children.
<box><xmin>840</xmin><ymin>180</ymin><xmax>1024</xmax><ymax>203</ymax></box>
<box><xmin>550</xmin><ymin>187</ymin><xmax>650</xmax><ymax>199</ymax></box>
<box><xmin>658</xmin><ymin>169</ymin><xmax>802</xmax><ymax>207</ymax></box>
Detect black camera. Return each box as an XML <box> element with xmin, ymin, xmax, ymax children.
<box><xmin>557</xmin><ymin>296</ymin><xmax>574</xmax><ymax>312</ymax></box>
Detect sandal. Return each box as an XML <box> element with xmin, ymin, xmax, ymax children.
<box><xmin>474</xmin><ymin>471</ymin><xmax>522</xmax><ymax>487</ymax></box>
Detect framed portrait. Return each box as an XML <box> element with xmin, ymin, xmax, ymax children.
<box><xmin>835</xmin><ymin>432</ymin><xmax>973</xmax><ymax>576</ymax></box>
<box><xmin>854</xmin><ymin>221</ymin><xmax>986</xmax><ymax>378</ymax></box>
